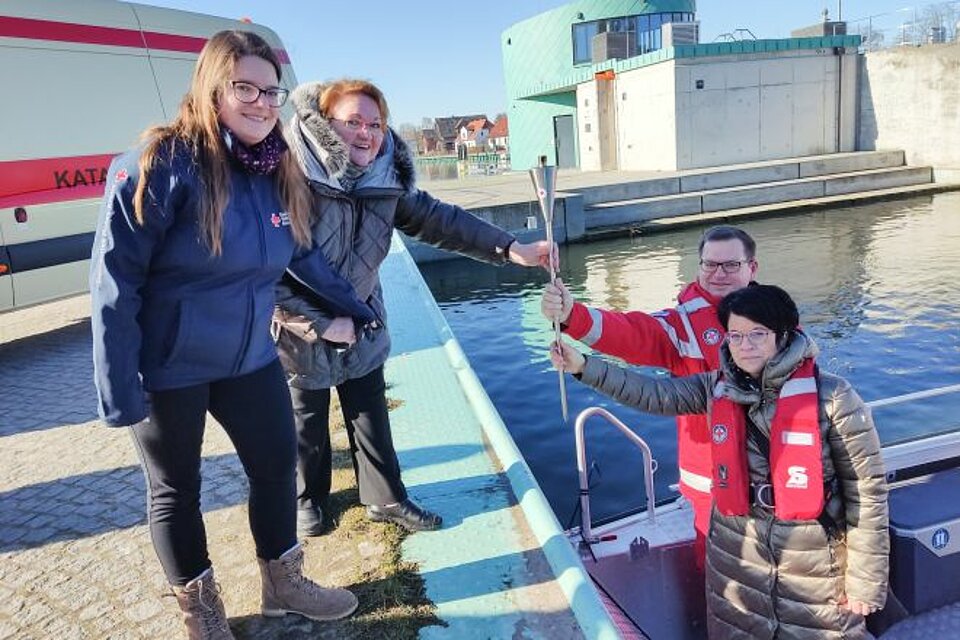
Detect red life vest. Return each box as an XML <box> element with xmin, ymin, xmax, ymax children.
<box><xmin>710</xmin><ymin>359</ymin><xmax>824</xmax><ymax>520</ymax></box>
<box><xmin>656</xmin><ymin>282</ymin><xmax>724</xmax><ymax>370</ymax></box>
<box><xmin>657</xmin><ymin>283</ymin><xmax>725</xmax><ymax>503</ymax></box>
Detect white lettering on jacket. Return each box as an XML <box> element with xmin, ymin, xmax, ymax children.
<box><xmin>786</xmin><ymin>466</ymin><xmax>809</xmax><ymax>489</ymax></box>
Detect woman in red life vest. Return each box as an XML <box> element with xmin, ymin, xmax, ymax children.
<box><xmin>551</xmin><ymin>285</ymin><xmax>888</xmax><ymax>640</ymax></box>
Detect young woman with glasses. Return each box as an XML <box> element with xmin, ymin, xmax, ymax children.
<box><xmin>275</xmin><ymin>79</ymin><xmax>554</xmax><ymax>536</ymax></box>
<box><xmin>90</xmin><ymin>31</ymin><xmax>367</xmax><ymax>639</ymax></box>
<box><xmin>550</xmin><ymin>284</ymin><xmax>888</xmax><ymax>640</ymax></box>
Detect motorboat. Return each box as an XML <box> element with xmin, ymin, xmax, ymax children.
<box><xmin>566</xmin><ymin>384</ymin><xmax>960</xmax><ymax>639</ymax></box>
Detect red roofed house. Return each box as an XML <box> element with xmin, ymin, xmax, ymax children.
<box><xmin>433</xmin><ymin>114</ymin><xmax>486</xmax><ymax>153</ymax></box>
<box><xmin>489</xmin><ymin>115</ymin><xmax>509</xmax><ymax>152</ymax></box>
<box><xmin>459</xmin><ymin>118</ymin><xmax>493</xmax><ymax>150</ymax></box>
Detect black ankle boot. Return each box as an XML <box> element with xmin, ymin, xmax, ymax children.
<box><xmin>366</xmin><ymin>498</ymin><xmax>442</xmax><ymax>531</ymax></box>
<box><xmin>297</xmin><ymin>504</ymin><xmax>324</xmax><ymax>537</ymax></box>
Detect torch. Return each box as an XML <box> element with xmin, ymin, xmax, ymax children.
<box><xmin>529</xmin><ymin>155</ymin><xmax>568</xmax><ymax>421</ymax></box>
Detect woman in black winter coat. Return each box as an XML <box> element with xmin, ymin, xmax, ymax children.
<box><xmin>278</xmin><ymin>78</ymin><xmax>553</xmax><ymax>535</ymax></box>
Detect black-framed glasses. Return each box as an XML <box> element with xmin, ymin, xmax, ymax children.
<box><xmin>229</xmin><ymin>81</ymin><xmax>289</xmax><ymax>107</ymax></box>
<box><xmin>725</xmin><ymin>329</ymin><xmax>772</xmax><ymax>347</ymax></box>
<box><xmin>331</xmin><ymin>118</ymin><xmax>384</xmax><ymax>135</ymax></box>
<box><xmin>699</xmin><ymin>259</ymin><xmax>750</xmax><ymax>274</ymax></box>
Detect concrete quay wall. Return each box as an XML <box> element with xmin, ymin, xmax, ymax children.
<box><xmin>858</xmin><ymin>44</ymin><xmax>960</xmax><ymax>176</ymax></box>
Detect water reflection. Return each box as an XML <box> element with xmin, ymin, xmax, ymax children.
<box><xmin>415</xmin><ymin>157</ymin><xmax>510</xmax><ymax>181</ymax></box>
<box><xmin>420</xmin><ymin>192</ymin><xmax>960</xmax><ymax>521</ymax></box>
<box><xmin>416</xmin><ymin>161</ymin><xmax>459</xmax><ymax>181</ymax></box>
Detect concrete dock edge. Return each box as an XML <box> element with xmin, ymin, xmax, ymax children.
<box><xmin>383</xmin><ymin>234</ymin><xmax>619</xmax><ymax>639</ymax></box>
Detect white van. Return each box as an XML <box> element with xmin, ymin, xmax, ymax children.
<box><xmin>0</xmin><ymin>0</ymin><xmax>298</xmax><ymax>312</ymax></box>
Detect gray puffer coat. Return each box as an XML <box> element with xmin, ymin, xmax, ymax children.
<box><xmin>579</xmin><ymin>331</ymin><xmax>888</xmax><ymax>640</ymax></box>
<box><xmin>276</xmin><ymin>82</ymin><xmax>515</xmax><ymax>389</ymax></box>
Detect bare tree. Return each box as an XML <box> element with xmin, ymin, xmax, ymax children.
<box><xmin>396</xmin><ymin>123</ymin><xmax>421</xmax><ymax>155</ymax></box>
<box><xmin>918</xmin><ymin>2</ymin><xmax>959</xmax><ymax>42</ymax></box>
<box><xmin>855</xmin><ymin>23</ymin><xmax>886</xmax><ymax>50</ymax></box>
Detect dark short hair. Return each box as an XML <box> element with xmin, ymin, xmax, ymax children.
<box><xmin>698</xmin><ymin>225</ymin><xmax>756</xmax><ymax>260</ymax></box>
<box><xmin>717</xmin><ymin>284</ymin><xmax>799</xmax><ymax>337</ymax></box>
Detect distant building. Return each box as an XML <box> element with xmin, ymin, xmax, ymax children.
<box><xmin>421</xmin><ymin>128</ymin><xmax>440</xmax><ymax>154</ymax></box>
<box><xmin>460</xmin><ymin>118</ymin><xmax>493</xmax><ymax>150</ymax></box>
<box><xmin>432</xmin><ymin>114</ymin><xmax>487</xmax><ymax>153</ymax></box>
<box><xmin>502</xmin><ymin>1</ymin><xmax>698</xmax><ymax>169</ymax></box>
<box><xmin>489</xmin><ymin>115</ymin><xmax>509</xmax><ymax>152</ymax></box>
<box><xmin>791</xmin><ymin>8</ymin><xmax>847</xmax><ymax>38</ymax></box>
<box><xmin>502</xmin><ymin>0</ymin><xmax>860</xmax><ymax>171</ymax></box>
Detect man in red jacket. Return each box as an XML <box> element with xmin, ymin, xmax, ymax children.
<box><xmin>542</xmin><ymin>225</ymin><xmax>758</xmax><ymax>562</ymax></box>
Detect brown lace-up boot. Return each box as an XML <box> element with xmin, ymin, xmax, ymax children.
<box><xmin>171</xmin><ymin>567</ymin><xmax>235</xmax><ymax>640</ymax></box>
<box><xmin>258</xmin><ymin>544</ymin><xmax>358</xmax><ymax>621</ymax></box>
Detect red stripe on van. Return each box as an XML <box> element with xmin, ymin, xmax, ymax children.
<box><xmin>0</xmin><ymin>184</ymin><xmax>106</xmax><ymax>210</ymax></box>
<box><xmin>0</xmin><ymin>154</ymin><xmax>116</xmax><ymax>208</ymax></box>
<box><xmin>0</xmin><ymin>16</ymin><xmax>145</xmax><ymax>48</ymax></box>
<box><xmin>0</xmin><ymin>16</ymin><xmax>291</xmax><ymax>63</ymax></box>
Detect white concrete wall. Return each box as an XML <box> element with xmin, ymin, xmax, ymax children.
<box><xmin>615</xmin><ymin>62</ymin><xmax>677</xmax><ymax>171</ymax></box>
<box><xmin>670</xmin><ymin>50</ymin><xmax>857</xmax><ymax>169</ymax></box>
<box><xmin>858</xmin><ymin>44</ymin><xmax>960</xmax><ymax>171</ymax></box>
<box><xmin>576</xmin><ymin>81</ymin><xmax>602</xmax><ymax>171</ymax></box>
<box><xmin>839</xmin><ymin>51</ymin><xmax>858</xmax><ymax>153</ymax></box>
<box><xmin>580</xmin><ymin>48</ymin><xmax>860</xmax><ymax>172</ymax></box>
<box><xmin>597</xmin><ymin>80</ymin><xmax>620</xmax><ymax>171</ymax></box>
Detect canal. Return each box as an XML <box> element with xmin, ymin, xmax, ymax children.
<box><xmin>419</xmin><ymin>192</ymin><xmax>960</xmax><ymax>524</ymax></box>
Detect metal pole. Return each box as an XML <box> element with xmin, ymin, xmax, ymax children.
<box><xmin>529</xmin><ymin>156</ymin><xmax>569</xmax><ymax>421</ymax></box>
<box><xmin>866</xmin><ymin>383</ymin><xmax>960</xmax><ymax>409</ymax></box>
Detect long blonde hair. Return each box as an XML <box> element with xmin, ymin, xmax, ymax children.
<box><xmin>133</xmin><ymin>30</ymin><xmax>311</xmax><ymax>254</ymax></box>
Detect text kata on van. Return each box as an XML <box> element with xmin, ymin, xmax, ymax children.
<box><xmin>54</xmin><ymin>165</ymin><xmax>109</xmax><ymax>190</ymax></box>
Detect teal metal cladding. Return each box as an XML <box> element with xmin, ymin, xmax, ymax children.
<box><xmin>502</xmin><ymin>0</ymin><xmax>696</xmax><ymax>169</ymax></box>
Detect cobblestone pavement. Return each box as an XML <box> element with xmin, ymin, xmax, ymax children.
<box><xmin>0</xmin><ymin>298</ymin><xmax>378</xmax><ymax>639</ymax></box>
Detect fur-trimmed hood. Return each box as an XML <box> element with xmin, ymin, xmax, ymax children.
<box><xmin>286</xmin><ymin>81</ymin><xmax>416</xmax><ymax>194</ymax></box>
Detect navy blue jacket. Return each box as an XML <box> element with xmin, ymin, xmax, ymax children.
<box><xmin>90</xmin><ymin>141</ymin><xmax>373</xmax><ymax>427</ymax></box>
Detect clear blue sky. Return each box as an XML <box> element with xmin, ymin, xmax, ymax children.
<box><xmin>144</xmin><ymin>0</ymin><xmax>935</xmax><ymax>126</ymax></box>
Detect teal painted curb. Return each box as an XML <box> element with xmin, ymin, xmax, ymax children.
<box><xmin>387</xmin><ymin>236</ymin><xmax>621</xmax><ymax>640</ymax></box>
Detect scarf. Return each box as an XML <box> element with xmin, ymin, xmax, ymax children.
<box><xmin>222</xmin><ymin>126</ymin><xmax>287</xmax><ymax>175</ymax></box>
<box><xmin>337</xmin><ymin>162</ymin><xmax>370</xmax><ymax>193</ymax></box>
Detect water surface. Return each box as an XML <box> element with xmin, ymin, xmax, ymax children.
<box><xmin>420</xmin><ymin>193</ymin><xmax>960</xmax><ymax>523</ymax></box>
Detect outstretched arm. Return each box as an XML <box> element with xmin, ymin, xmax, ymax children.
<box><xmin>542</xmin><ymin>279</ymin><xmax>686</xmax><ymax>370</ymax></box>
<box><xmin>394</xmin><ymin>189</ymin><xmax>516</xmax><ymax>264</ymax></box>
<box><xmin>550</xmin><ymin>340</ymin><xmax>712</xmax><ymax>416</ymax></box>
<box><xmin>507</xmin><ymin>239</ymin><xmax>558</xmax><ymax>272</ymax></box>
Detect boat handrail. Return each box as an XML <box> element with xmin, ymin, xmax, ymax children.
<box><xmin>575</xmin><ymin>406</ymin><xmax>657</xmax><ymax>544</ymax></box>
<box><xmin>866</xmin><ymin>383</ymin><xmax>960</xmax><ymax>409</ymax></box>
